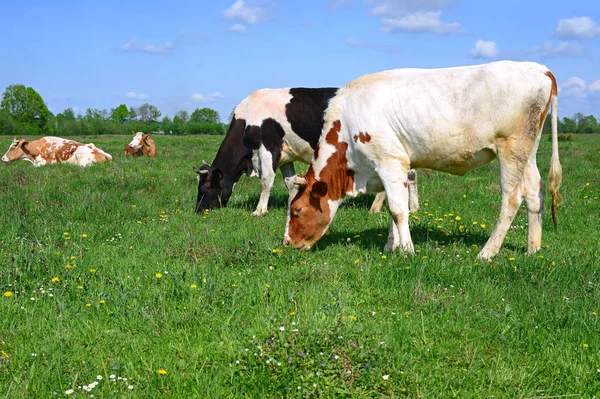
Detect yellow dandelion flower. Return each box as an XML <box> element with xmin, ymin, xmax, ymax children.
<box><xmin>51</xmin><ymin>277</ymin><xmax>60</xmax><ymax>283</ymax></box>
<box><xmin>82</xmin><ymin>234</ymin><xmax>88</xmax><ymax>238</ymax></box>
<box><xmin>381</xmin><ymin>255</ymin><xmax>387</xmax><ymax>259</ymax></box>
<box><xmin>584</xmin><ymin>196</ymin><xmax>589</xmax><ymax>199</ymax></box>
<box><xmin>437</xmin><ymin>225</ymin><xmax>442</xmax><ymax>229</ymax></box>
<box><xmin>509</xmin><ymin>257</ymin><xmax>515</xmax><ymax>261</ymax></box>
<box><xmin>289</xmin><ymin>311</ymin><xmax>296</xmax><ymax>316</ymax></box>
<box><xmin>63</xmin><ymin>232</ymin><xmax>69</xmax><ymax>236</ymax></box>
<box><xmin>585</xmin><ymin>182</ymin><xmax>590</xmax><ymax>186</ymax></box>
<box><xmin>89</xmin><ymin>269</ymin><xmax>97</xmax><ymax>273</ymax></box>
<box><xmin>70</xmin><ymin>256</ymin><xmax>76</xmax><ymax>260</ymax></box>
<box><xmin>157</xmin><ymin>369</ymin><xmax>167</xmax><ymax>375</ymax></box>
<box><xmin>480</xmin><ymin>224</ymin><xmax>487</xmax><ymax>229</ymax></box>
<box><xmin>77</xmin><ymin>286</ymin><xmax>84</xmax><ymax>290</ymax></box>
<box><xmin>463</xmin><ymin>194</ymin><xmax>467</xmax><ymax>198</ymax></box>
<box><xmin>415</xmin><ymin>249</ymin><xmax>421</xmax><ymax>253</ymax></box>
<box><xmin>592</xmin><ymin>311</ymin><xmax>597</xmax><ymax>316</ymax></box>
<box><xmin>473</xmin><ymin>221</ymin><xmax>478</xmax><ymax>225</ymax></box>
<box><xmin>190</xmin><ymin>284</ymin><xmax>197</xmax><ymax>289</ymax></box>
<box><xmin>85</xmin><ymin>303</ymin><xmax>91</xmax><ymax>307</ymax></box>
<box><xmin>354</xmin><ymin>259</ymin><xmax>360</xmax><ymax>264</ymax></box>
<box><xmin>3</xmin><ymin>291</ymin><xmax>13</xmax><ymax>297</ymax></box>
<box><xmin>0</xmin><ymin>350</ymin><xmax>8</xmax><ymax>358</ymax></box>
<box><xmin>98</xmin><ymin>299</ymin><xmax>105</xmax><ymax>304</ymax></box>
<box><xmin>551</xmin><ymin>261</ymin><xmax>556</xmax><ymax>266</ymax></box>
<box><xmin>137</xmin><ymin>221</ymin><xmax>142</xmax><ymax>224</ymax></box>
<box><xmin>377</xmin><ymin>233</ymin><xmax>383</xmax><ymax>237</ymax></box>
<box><xmin>455</xmin><ymin>216</ymin><xmax>461</xmax><ymax>221</ymax></box>
<box><xmin>265</xmin><ymin>284</ymin><xmax>270</xmax><ymax>289</ymax></box>
<box><xmin>583</xmin><ymin>343</ymin><xmax>589</xmax><ymax>349</ymax></box>
<box><xmin>232</xmin><ymin>283</ymin><xmax>237</xmax><ymax>287</ymax></box>
<box><xmin>349</xmin><ymin>315</ymin><xmax>357</xmax><ymax>321</ymax></box>
<box><xmin>155</xmin><ymin>273</ymin><xmax>163</xmax><ymax>279</ymax></box>
<box><xmin>422</xmin><ymin>256</ymin><xmax>428</xmax><ymax>259</ymax></box>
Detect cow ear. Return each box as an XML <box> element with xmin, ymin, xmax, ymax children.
<box><xmin>212</xmin><ymin>168</ymin><xmax>223</xmax><ymax>180</ymax></box>
<box><xmin>18</xmin><ymin>139</ymin><xmax>28</xmax><ymax>147</ymax></box>
<box><xmin>311</xmin><ymin>181</ymin><xmax>328</xmax><ymax>198</ymax></box>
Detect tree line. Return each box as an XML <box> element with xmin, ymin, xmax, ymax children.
<box><xmin>2</xmin><ymin>84</ymin><xmax>599</xmax><ymax>137</ymax></box>
<box><xmin>0</xmin><ymin>84</ymin><xmax>226</xmax><ymax>136</ymax></box>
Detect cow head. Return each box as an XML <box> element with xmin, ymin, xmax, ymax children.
<box><xmin>283</xmin><ymin>174</ymin><xmax>342</xmax><ymax>250</ymax></box>
<box><xmin>194</xmin><ymin>162</ymin><xmax>233</xmax><ymax>213</ymax></box>
<box><xmin>127</xmin><ymin>132</ymin><xmax>144</xmax><ymax>151</ymax></box>
<box><xmin>2</xmin><ymin>138</ymin><xmax>28</xmax><ymax>163</ymax></box>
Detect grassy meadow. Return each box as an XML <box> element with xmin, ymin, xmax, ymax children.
<box><xmin>0</xmin><ymin>133</ymin><xmax>599</xmax><ymax>398</ymax></box>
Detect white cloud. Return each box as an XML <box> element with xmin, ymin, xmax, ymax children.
<box><xmin>223</xmin><ymin>0</ymin><xmax>268</xmax><ymax>25</ymax></box>
<box><xmin>589</xmin><ymin>80</ymin><xmax>600</xmax><ymax>92</ymax></box>
<box><xmin>555</xmin><ymin>16</ymin><xmax>600</xmax><ymax>41</ymax></box>
<box><xmin>344</xmin><ymin>38</ymin><xmax>401</xmax><ymax>53</ymax></box>
<box><xmin>527</xmin><ymin>41</ymin><xmax>586</xmax><ymax>58</ymax></box>
<box><xmin>368</xmin><ymin>0</ymin><xmax>462</xmax><ymax>35</ymax></box>
<box><xmin>125</xmin><ymin>91</ymin><xmax>149</xmax><ymax>100</ymax></box>
<box><xmin>469</xmin><ymin>40</ymin><xmax>498</xmax><ymax>59</ymax></box>
<box><xmin>560</xmin><ymin>77</ymin><xmax>587</xmax><ymax>100</ymax></box>
<box><xmin>191</xmin><ymin>92</ymin><xmax>223</xmax><ymax>103</ymax></box>
<box><xmin>120</xmin><ymin>38</ymin><xmax>173</xmax><ymax>55</ymax></box>
<box><xmin>228</xmin><ymin>23</ymin><xmax>248</xmax><ymax>33</ymax></box>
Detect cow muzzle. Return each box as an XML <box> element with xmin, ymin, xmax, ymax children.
<box><xmin>1</xmin><ymin>156</ymin><xmax>8</xmax><ymax>163</ymax></box>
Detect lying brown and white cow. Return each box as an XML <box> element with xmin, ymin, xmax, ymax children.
<box><xmin>124</xmin><ymin>132</ymin><xmax>156</xmax><ymax>157</ymax></box>
<box><xmin>2</xmin><ymin>137</ymin><xmax>112</xmax><ymax>167</ymax></box>
<box><xmin>195</xmin><ymin>87</ymin><xmax>419</xmax><ymax>216</ymax></box>
<box><xmin>284</xmin><ymin>61</ymin><xmax>562</xmax><ymax>261</ymax></box>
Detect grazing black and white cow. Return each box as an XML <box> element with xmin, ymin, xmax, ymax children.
<box><xmin>195</xmin><ymin>87</ymin><xmax>419</xmax><ymax>215</ymax></box>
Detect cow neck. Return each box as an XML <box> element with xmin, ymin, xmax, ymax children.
<box><xmin>212</xmin><ymin>118</ymin><xmax>252</xmax><ymax>182</ymax></box>
<box><xmin>309</xmin><ymin>120</ymin><xmax>353</xmax><ymax>201</ymax></box>
<box><xmin>21</xmin><ymin>140</ymin><xmax>44</xmax><ymax>161</ymax></box>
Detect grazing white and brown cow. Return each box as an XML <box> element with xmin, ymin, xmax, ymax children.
<box><xmin>124</xmin><ymin>132</ymin><xmax>156</xmax><ymax>157</ymax></box>
<box><xmin>2</xmin><ymin>137</ymin><xmax>113</xmax><ymax>167</ymax></box>
<box><xmin>284</xmin><ymin>61</ymin><xmax>562</xmax><ymax>261</ymax></box>
<box><xmin>195</xmin><ymin>87</ymin><xmax>418</xmax><ymax>216</ymax></box>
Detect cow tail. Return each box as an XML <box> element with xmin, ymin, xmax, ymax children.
<box><xmin>547</xmin><ymin>76</ymin><xmax>562</xmax><ymax>230</ymax></box>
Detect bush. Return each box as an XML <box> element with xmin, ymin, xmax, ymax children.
<box><xmin>185</xmin><ymin>122</ymin><xmax>225</xmax><ymax>135</ymax></box>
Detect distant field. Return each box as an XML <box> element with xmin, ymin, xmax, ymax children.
<box><xmin>0</xmin><ymin>133</ymin><xmax>598</xmax><ymax>398</ymax></box>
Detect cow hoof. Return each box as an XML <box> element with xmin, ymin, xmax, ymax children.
<box><xmin>252</xmin><ymin>210</ymin><xmax>268</xmax><ymax>217</ymax></box>
<box><xmin>476</xmin><ymin>251</ymin><xmax>494</xmax><ymax>262</ymax></box>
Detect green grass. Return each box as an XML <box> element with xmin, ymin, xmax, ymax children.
<box><xmin>0</xmin><ymin>133</ymin><xmax>599</xmax><ymax>398</ymax></box>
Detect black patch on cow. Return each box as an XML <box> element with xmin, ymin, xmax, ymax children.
<box><xmin>285</xmin><ymin>87</ymin><xmax>339</xmax><ymax>149</ymax></box>
<box><xmin>260</xmin><ymin>118</ymin><xmax>285</xmax><ymax>171</ymax></box>
<box><xmin>242</xmin><ymin>125</ymin><xmax>262</xmax><ymax>150</ymax></box>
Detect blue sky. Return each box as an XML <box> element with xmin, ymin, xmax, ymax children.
<box><xmin>1</xmin><ymin>0</ymin><xmax>599</xmax><ymax>121</ymax></box>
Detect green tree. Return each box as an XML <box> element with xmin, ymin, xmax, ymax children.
<box><xmin>562</xmin><ymin>117</ymin><xmax>577</xmax><ymax>133</ymax></box>
<box><xmin>191</xmin><ymin>107</ymin><xmax>220</xmax><ymax>124</ymax></box>
<box><xmin>175</xmin><ymin>110</ymin><xmax>189</xmax><ymax>123</ymax></box>
<box><xmin>172</xmin><ymin>115</ymin><xmax>185</xmax><ymax>134</ymax></box>
<box><xmin>62</xmin><ymin>108</ymin><xmax>76</xmax><ymax>121</ymax></box>
<box><xmin>111</xmin><ymin>104</ymin><xmax>130</xmax><ymax>123</ymax></box>
<box><xmin>137</xmin><ymin>103</ymin><xmax>161</xmax><ymax>123</ymax></box>
<box><xmin>577</xmin><ymin>115</ymin><xmax>598</xmax><ymax>134</ymax></box>
<box><xmin>1</xmin><ymin>84</ymin><xmax>52</xmax><ymax>131</ymax></box>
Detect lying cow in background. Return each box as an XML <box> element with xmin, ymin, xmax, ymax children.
<box><xmin>195</xmin><ymin>87</ymin><xmax>419</xmax><ymax>216</ymax></box>
<box><xmin>124</xmin><ymin>132</ymin><xmax>156</xmax><ymax>157</ymax></box>
<box><xmin>2</xmin><ymin>137</ymin><xmax>112</xmax><ymax>167</ymax></box>
<box><xmin>284</xmin><ymin>61</ymin><xmax>562</xmax><ymax>262</ymax></box>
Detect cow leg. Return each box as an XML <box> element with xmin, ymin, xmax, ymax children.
<box><xmin>369</xmin><ymin>192</ymin><xmax>386</xmax><ymax>213</ymax></box>
<box><xmin>370</xmin><ymin>169</ymin><xmax>418</xmax><ymax>214</ymax></box>
<box><xmin>252</xmin><ymin>147</ymin><xmax>276</xmax><ymax>216</ymax></box>
<box><xmin>523</xmin><ymin>158</ymin><xmax>544</xmax><ymax>254</ymax></box>
<box><xmin>477</xmin><ymin>141</ymin><xmax>534</xmax><ymax>261</ymax></box>
<box><xmin>379</xmin><ymin>163</ymin><xmax>414</xmax><ymax>254</ymax></box>
<box><xmin>407</xmin><ymin>169</ymin><xmax>419</xmax><ymax>213</ymax></box>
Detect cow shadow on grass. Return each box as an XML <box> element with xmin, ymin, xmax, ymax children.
<box><xmin>313</xmin><ymin>225</ymin><xmax>522</xmax><ymax>254</ymax></box>
<box><xmin>235</xmin><ymin>192</ymin><xmax>385</xmax><ymax>212</ymax></box>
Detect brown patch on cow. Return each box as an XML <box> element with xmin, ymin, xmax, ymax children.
<box><xmin>539</xmin><ymin>71</ymin><xmax>557</xmax><ymax>132</ymax></box>
<box><xmin>55</xmin><ymin>142</ymin><xmax>81</xmax><ymax>162</ymax></box>
<box><xmin>142</xmin><ymin>135</ymin><xmax>156</xmax><ymax>157</ymax></box>
<box><xmin>287</xmin><ymin>120</ymin><xmax>355</xmax><ymax>248</ymax></box>
<box><xmin>124</xmin><ymin>146</ymin><xmax>142</xmax><ymax>156</ymax></box>
<box><xmin>353</xmin><ymin>132</ymin><xmax>371</xmax><ymax>144</ymax></box>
